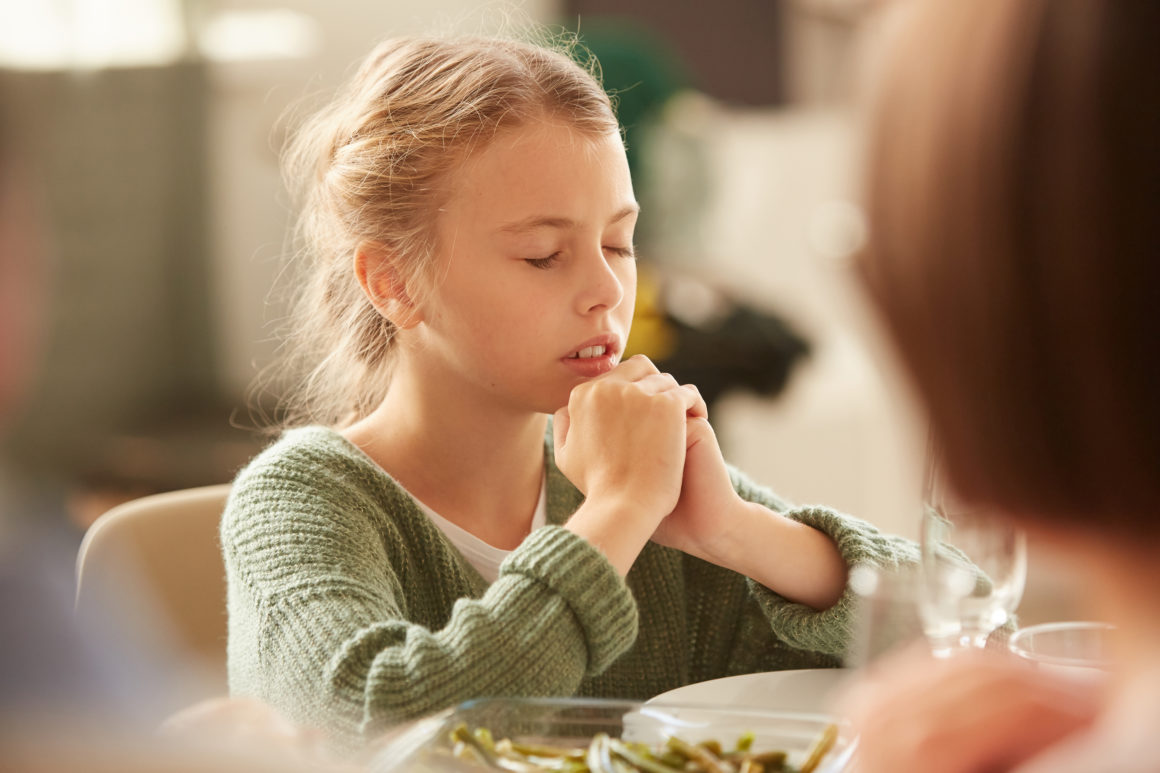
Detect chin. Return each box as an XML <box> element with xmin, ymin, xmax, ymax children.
<box><xmin>533</xmin><ymin>386</ymin><xmax>574</xmax><ymax>416</ymax></box>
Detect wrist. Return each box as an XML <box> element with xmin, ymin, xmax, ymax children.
<box><xmin>565</xmin><ymin>493</ymin><xmax>665</xmax><ymax>576</ymax></box>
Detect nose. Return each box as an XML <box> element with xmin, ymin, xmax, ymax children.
<box><xmin>575</xmin><ymin>245</ymin><xmax>627</xmax><ymax>315</ymax></box>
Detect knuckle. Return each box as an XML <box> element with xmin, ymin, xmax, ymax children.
<box><xmin>630</xmin><ymin>353</ymin><xmax>659</xmax><ymax>372</ymax></box>
<box><xmin>657</xmin><ymin>389</ymin><xmax>687</xmax><ymax>414</ymax></box>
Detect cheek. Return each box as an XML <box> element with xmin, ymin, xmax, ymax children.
<box><xmin>619</xmin><ymin>265</ymin><xmax>638</xmax><ymax>321</ymax></box>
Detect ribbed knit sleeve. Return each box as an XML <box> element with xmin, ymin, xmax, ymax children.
<box><xmin>221</xmin><ymin>428</ymin><xmax>637</xmax><ymax>746</ymax></box>
<box><xmin>727</xmin><ymin>465</ymin><xmax>921</xmax><ymax>657</ymax></box>
<box><xmin>498</xmin><ymin>527</ymin><xmax>638</xmax><ymax>673</ymax></box>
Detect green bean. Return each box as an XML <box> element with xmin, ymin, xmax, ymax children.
<box><xmin>664</xmin><ymin>736</ymin><xmax>732</xmax><ymax>773</ymax></box>
<box><xmin>798</xmin><ymin>724</ymin><xmax>838</xmax><ymax>773</ymax></box>
<box><xmin>454</xmin><ymin>740</ymin><xmax>483</xmax><ymax>762</ymax></box>
<box><xmin>608</xmin><ymin>738</ymin><xmax>686</xmax><ymax>773</ymax></box>
<box><xmin>587</xmin><ymin>733</ymin><xmax>617</xmax><ymax>773</ymax></box>
<box><xmin>442</xmin><ymin>725</ymin><xmax>830</xmax><ymax>773</ymax></box>
<box><xmin>450</xmin><ymin>725</ymin><xmax>500</xmax><ymax>767</ymax></box>
<box><xmin>728</xmin><ymin>750</ymin><xmax>785</xmax><ymax>769</ymax></box>
<box><xmin>698</xmin><ymin>740</ymin><xmax>725</xmax><ymax>757</ymax></box>
<box><xmin>491</xmin><ymin>740</ymin><xmax>546</xmax><ymax>770</ymax></box>
<box><xmin>450</xmin><ymin>724</ymin><xmax>540</xmax><ymax>772</ymax></box>
<box><xmin>509</xmin><ymin>741</ymin><xmax>587</xmax><ymax>760</ymax></box>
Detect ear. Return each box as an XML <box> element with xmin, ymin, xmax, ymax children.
<box><xmin>354</xmin><ymin>242</ymin><xmax>423</xmax><ymax>329</ymax></box>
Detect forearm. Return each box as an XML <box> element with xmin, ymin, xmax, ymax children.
<box><xmin>565</xmin><ymin>495</ymin><xmax>665</xmax><ymax>576</ymax></box>
<box><xmin>352</xmin><ymin>581</ymin><xmax>592</xmax><ymax>727</ymax></box>
<box><xmin>703</xmin><ymin>499</ymin><xmax>848</xmax><ymax>610</ymax></box>
<box><xmin>252</xmin><ymin>528</ymin><xmax>637</xmax><ymax>741</ymax></box>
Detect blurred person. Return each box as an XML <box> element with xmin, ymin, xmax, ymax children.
<box><xmin>0</xmin><ymin>81</ymin><xmax>146</xmax><ymax>730</ymax></box>
<box><xmin>0</xmin><ymin>89</ymin><xmax>339</xmax><ymax>772</ymax></box>
<box><xmin>222</xmin><ymin>31</ymin><xmax>920</xmax><ymax>751</ymax></box>
<box><xmin>840</xmin><ymin>0</ymin><xmax>1160</xmax><ymax>770</ymax></box>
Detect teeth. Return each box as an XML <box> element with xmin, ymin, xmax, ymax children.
<box><xmin>570</xmin><ymin>345</ymin><xmax>607</xmax><ymax>359</ymax></box>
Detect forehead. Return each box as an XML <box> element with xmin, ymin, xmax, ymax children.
<box><xmin>440</xmin><ymin>121</ymin><xmax>633</xmax><ymax>228</ymax></box>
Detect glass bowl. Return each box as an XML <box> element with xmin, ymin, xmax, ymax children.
<box><xmin>369</xmin><ymin>696</ymin><xmax>856</xmax><ymax>772</ymax></box>
<box><xmin>1008</xmin><ymin>621</ymin><xmax>1116</xmax><ymax>677</ymax></box>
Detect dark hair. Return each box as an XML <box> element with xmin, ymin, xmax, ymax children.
<box><xmin>860</xmin><ymin>0</ymin><xmax>1160</xmax><ymax>536</ymax></box>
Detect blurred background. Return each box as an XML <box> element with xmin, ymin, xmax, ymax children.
<box><xmin>0</xmin><ymin>0</ymin><xmax>1079</xmax><ymax>623</ymax></box>
<box><xmin>2</xmin><ymin>0</ymin><xmax>924</xmax><ymax>526</ymax></box>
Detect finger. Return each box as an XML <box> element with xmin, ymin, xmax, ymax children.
<box><xmin>682</xmin><ymin>384</ymin><xmax>708</xmax><ymax>419</ymax></box>
<box><xmin>633</xmin><ymin>372</ymin><xmax>683</xmax><ymax>395</ymax></box>
<box><xmin>633</xmin><ymin>376</ymin><xmax>706</xmax><ymax>420</ymax></box>
<box><xmin>668</xmin><ymin>381</ymin><xmax>706</xmax><ymax>416</ymax></box>
<box><xmin>599</xmin><ymin>353</ymin><xmax>660</xmax><ymax>382</ymax></box>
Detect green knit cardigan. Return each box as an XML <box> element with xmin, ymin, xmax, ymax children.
<box><xmin>221</xmin><ymin>426</ymin><xmax>917</xmax><ymax>745</ymax></box>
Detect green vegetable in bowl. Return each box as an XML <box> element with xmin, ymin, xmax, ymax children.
<box><xmin>445</xmin><ymin>722</ymin><xmax>838</xmax><ymax>773</ymax></box>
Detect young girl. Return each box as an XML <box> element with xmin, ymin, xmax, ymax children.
<box><xmin>222</xmin><ymin>34</ymin><xmax>916</xmax><ymax>747</ymax></box>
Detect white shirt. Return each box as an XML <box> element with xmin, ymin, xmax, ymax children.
<box><xmin>410</xmin><ymin>474</ymin><xmax>548</xmax><ymax>583</ymax></box>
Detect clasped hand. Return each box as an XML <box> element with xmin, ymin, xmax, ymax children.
<box><xmin>553</xmin><ymin>355</ymin><xmax>742</xmax><ymax>563</ymax></box>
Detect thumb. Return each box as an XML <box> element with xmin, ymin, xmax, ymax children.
<box><xmin>553</xmin><ymin>406</ymin><xmax>571</xmax><ymax>458</ymax></box>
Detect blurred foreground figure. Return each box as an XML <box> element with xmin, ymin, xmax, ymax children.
<box><xmin>0</xmin><ymin>90</ymin><xmax>339</xmax><ymax>772</ymax></box>
<box><xmin>842</xmin><ymin>1</ymin><xmax>1160</xmax><ymax>771</ymax></box>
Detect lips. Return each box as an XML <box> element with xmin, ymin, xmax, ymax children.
<box><xmin>564</xmin><ymin>334</ymin><xmax>621</xmax><ymax>361</ymax></box>
<box><xmin>561</xmin><ymin>335</ymin><xmax>621</xmax><ymax>377</ymax></box>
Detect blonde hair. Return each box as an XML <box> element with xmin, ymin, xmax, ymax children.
<box><xmin>262</xmin><ymin>33</ymin><xmax>619</xmax><ymax>429</ymax></box>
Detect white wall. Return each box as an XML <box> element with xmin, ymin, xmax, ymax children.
<box><xmin>643</xmin><ymin>102</ymin><xmax>926</xmax><ymax>537</ymax></box>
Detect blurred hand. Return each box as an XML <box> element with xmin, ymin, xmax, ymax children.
<box><xmin>160</xmin><ymin>696</ymin><xmax>331</xmax><ymax>764</ymax></box>
<box><xmin>838</xmin><ymin>644</ymin><xmax>1103</xmax><ymax>773</ymax></box>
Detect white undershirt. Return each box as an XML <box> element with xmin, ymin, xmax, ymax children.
<box><xmin>410</xmin><ymin>473</ymin><xmax>548</xmax><ymax>583</ymax></box>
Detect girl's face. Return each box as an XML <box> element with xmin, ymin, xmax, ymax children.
<box><xmin>410</xmin><ymin>120</ymin><xmax>638</xmax><ymax>415</ymax></box>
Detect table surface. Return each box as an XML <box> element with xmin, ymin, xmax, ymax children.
<box><xmin>647</xmin><ymin>668</ymin><xmax>854</xmax><ymax>715</ymax></box>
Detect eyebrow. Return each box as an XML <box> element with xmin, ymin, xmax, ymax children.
<box><xmin>496</xmin><ymin>204</ymin><xmax>640</xmax><ymax>234</ymax></box>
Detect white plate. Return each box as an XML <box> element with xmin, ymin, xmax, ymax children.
<box><xmin>647</xmin><ymin>668</ymin><xmax>853</xmax><ymax>714</ymax></box>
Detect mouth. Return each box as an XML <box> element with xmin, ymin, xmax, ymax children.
<box><xmin>564</xmin><ymin>334</ymin><xmax>621</xmax><ymax>360</ymax></box>
<box><xmin>561</xmin><ymin>336</ymin><xmax>621</xmax><ymax>377</ymax></box>
<box><xmin>567</xmin><ymin>344</ymin><xmax>610</xmax><ymax>360</ymax></box>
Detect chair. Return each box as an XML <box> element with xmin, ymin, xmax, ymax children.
<box><xmin>75</xmin><ymin>484</ymin><xmax>232</xmax><ymax>709</ymax></box>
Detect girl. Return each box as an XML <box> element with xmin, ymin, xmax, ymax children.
<box><xmin>222</xmin><ymin>33</ymin><xmax>916</xmax><ymax>747</ymax></box>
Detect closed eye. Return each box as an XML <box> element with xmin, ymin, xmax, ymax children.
<box><xmin>525</xmin><ymin>252</ymin><xmax>562</xmax><ymax>269</ymax></box>
<box><xmin>606</xmin><ymin>245</ymin><xmax>636</xmax><ymax>259</ymax></box>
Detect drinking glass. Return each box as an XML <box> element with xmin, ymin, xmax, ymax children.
<box><xmin>846</xmin><ymin>563</ymin><xmax>926</xmax><ymax>668</ymax></box>
<box><xmin>918</xmin><ymin>447</ymin><xmax>1027</xmax><ymax>656</ymax></box>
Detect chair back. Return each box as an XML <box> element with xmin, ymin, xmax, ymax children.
<box><xmin>76</xmin><ymin>484</ymin><xmax>232</xmax><ymax>705</ymax></box>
